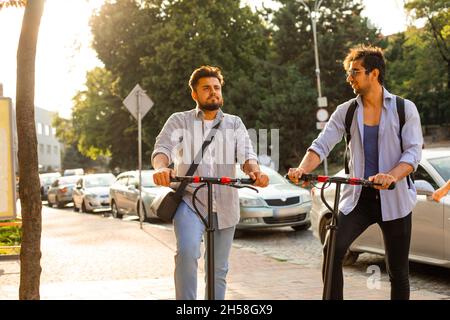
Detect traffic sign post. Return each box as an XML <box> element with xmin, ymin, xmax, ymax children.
<box><xmin>123</xmin><ymin>84</ymin><xmax>154</xmax><ymax>229</ymax></box>
<box><xmin>316</xmin><ymin>100</ymin><xmax>329</xmax><ymax>175</ymax></box>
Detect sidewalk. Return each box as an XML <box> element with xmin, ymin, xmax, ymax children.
<box><xmin>0</xmin><ymin>208</ymin><xmax>448</xmax><ymax>300</ymax></box>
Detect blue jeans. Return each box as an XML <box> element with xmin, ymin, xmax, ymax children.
<box><xmin>173</xmin><ymin>201</ymin><xmax>235</xmax><ymax>300</ymax></box>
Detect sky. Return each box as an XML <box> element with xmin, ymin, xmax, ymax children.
<box><xmin>0</xmin><ymin>0</ymin><xmax>411</xmax><ymax>119</ymax></box>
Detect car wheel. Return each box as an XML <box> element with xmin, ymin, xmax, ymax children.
<box><xmin>56</xmin><ymin>197</ymin><xmax>65</xmax><ymax>209</ymax></box>
<box><xmin>319</xmin><ymin>214</ymin><xmax>332</xmax><ymax>244</ymax></box>
<box><xmin>73</xmin><ymin>200</ymin><xmax>79</xmax><ymax>212</ymax></box>
<box><xmin>233</xmin><ymin>229</ymin><xmax>245</xmax><ymax>239</ymax></box>
<box><xmin>111</xmin><ymin>201</ymin><xmax>123</xmax><ymax>219</ymax></box>
<box><xmin>291</xmin><ymin>221</ymin><xmax>311</xmax><ymax>232</ymax></box>
<box><xmin>81</xmin><ymin>200</ymin><xmax>88</xmax><ymax>213</ymax></box>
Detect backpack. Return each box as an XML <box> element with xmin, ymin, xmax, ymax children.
<box><xmin>343</xmin><ymin>96</ymin><xmax>413</xmax><ymax>188</ymax></box>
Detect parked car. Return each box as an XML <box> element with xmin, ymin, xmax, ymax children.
<box><xmin>310</xmin><ymin>147</ymin><xmax>450</xmax><ymax>268</ymax></box>
<box><xmin>63</xmin><ymin>168</ymin><xmax>84</xmax><ymax>176</ymax></box>
<box><xmin>109</xmin><ymin>170</ymin><xmax>172</xmax><ymax>220</ymax></box>
<box><xmin>39</xmin><ymin>172</ymin><xmax>61</xmax><ymax>201</ymax></box>
<box><xmin>47</xmin><ymin>175</ymin><xmax>82</xmax><ymax>208</ymax></box>
<box><xmin>72</xmin><ymin>173</ymin><xmax>116</xmax><ymax>213</ymax></box>
<box><xmin>235</xmin><ymin>165</ymin><xmax>312</xmax><ymax>231</ymax></box>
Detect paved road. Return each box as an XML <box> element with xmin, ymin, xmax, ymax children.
<box><xmin>1</xmin><ymin>204</ymin><xmax>448</xmax><ymax>300</ymax></box>
<box><xmin>233</xmin><ymin>226</ymin><xmax>450</xmax><ymax>297</ymax></box>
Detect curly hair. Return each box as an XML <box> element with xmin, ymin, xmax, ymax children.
<box><xmin>189</xmin><ymin>65</ymin><xmax>224</xmax><ymax>91</ymax></box>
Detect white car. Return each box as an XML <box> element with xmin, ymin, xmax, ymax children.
<box><xmin>310</xmin><ymin>147</ymin><xmax>450</xmax><ymax>268</ymax></box>
<box><xmin>236</xmin><ymin>165</ymin><xmax>312</xmax><ymax>231</ymax></box>
<box><xmin>72</xmin><ymin>173</ymin><xmax>116</xmax><ymax>213</ymax></box>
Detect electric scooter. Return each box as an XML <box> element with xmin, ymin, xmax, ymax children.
<box><xmin>287</xmin><ymin>173</ymin><xmax>395</xmax><ymax>300</ymax></box>
<box><xmin>170</xmin><ymin>176</ymin><xmax>257</xmax><ymax>300</ymax></box>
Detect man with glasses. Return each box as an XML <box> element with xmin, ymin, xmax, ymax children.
<box><xmin>288</xmin><ymin>45</ymin><xmax>423</xmax><ymax>300</ymax></box>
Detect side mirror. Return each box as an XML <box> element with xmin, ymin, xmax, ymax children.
<box><xmin>415</xmin><ymin>180</ymin><xmax>435</xmax><ymax>196</ymax></box>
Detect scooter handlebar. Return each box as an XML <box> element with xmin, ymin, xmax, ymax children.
<box><xmin>285</xmin><ymin>173</ymin><xmax>396</xmax><ymax>190</ymax></box>
<box><xmin>170</xmin><ymin>176</ymin><xmax>255</xmax><ymax>185</ymax></box>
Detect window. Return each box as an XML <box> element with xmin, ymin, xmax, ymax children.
<box><xmin>414</xmin><ymin>165</ymin><xmax>438</xmax><ymax>189</ymax></box>
<box><xmin>52</xmin><ymin>127</ymin><xmax>56</xmax><ymax>136</ymax></box>
<box><xmin>37</xmin><ymin>123</ymin><xmax>42</xmax><ymax>135</ymax></box>
<box><xmin>47</xmin><ymin>145</ymin><xmax>51</xmax><ymax>154</ymax></box>
<box><xmin>45</xmin><ymin>125</ymin><xmax>50</xmax><ymax>136</ymax></box>
<box><xmin>53</xmin><ymin>146</ymin><xmax>58</xmax><ymax>155</ymax></box>
<box><xmin>39</xmin><ymin>144</ymin><xmax>44</xmax><ymax>154</ymax></box>
<box><xmin>117</xmin><ymin>176</ymin><xmax>128</xmax><ymax>186</ymax></box>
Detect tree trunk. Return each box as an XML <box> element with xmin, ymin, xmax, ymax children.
<box><xmin>16</xmin><ymin>0</ymin><xmax>45</xmax><ymax>300</ymax></box>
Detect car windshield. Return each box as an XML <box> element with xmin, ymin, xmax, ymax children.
<box><xmin>428</xmin><ymin>156</ymin><xmax>450</xmax><ymax>182</ymax></box>
<box><xmin>84</xmin><ymin>174</ymin><xmax>116</xmax><ymax>188</ymax></box>
<box><xmin>236</xmin><ymin>165</ymin><xmax>287</xmax><ymax>185</ymax></box>
<box><xmin>40</xmin><ymin>174</ymin><xmax>59</xmax><ymax>185</ymax></box>
<box><xmin>58</xmin><ymin>176</ymin><xmax>80</xmax><ymax>185</ymax></box>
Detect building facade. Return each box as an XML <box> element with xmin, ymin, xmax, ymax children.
<box><xmin>35</xmin><ymin>107</ymin><xmax>62</xmax><ymax>172</ymax></box>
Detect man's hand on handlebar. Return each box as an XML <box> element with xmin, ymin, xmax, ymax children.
<box><xmin>368</xmin><ymin>173</ymin><xmax>397</xmax><ymax>190</ymax></box>
<box><xmin>247</xmin><ymin>171</ymin><xmax>269</xmax><ymax>188</ymax></box>
<box><xmin>153</xmin><ymin>167</ymin><xmax>175</xmax><ymax>187</ymax></box>
<box><xmin>287</xmin><ymin>167</ymin><xmax>309</xmax><ymax>187</ymax></box>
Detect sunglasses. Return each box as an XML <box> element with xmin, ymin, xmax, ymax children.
<box><xmin>346</xmin><ymin>68</ymin><xmax>370</xmax><ymax>77</ymax></box>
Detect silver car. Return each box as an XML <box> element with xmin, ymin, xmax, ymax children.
<box><xmin>236</xmin><ymin>165</ymin><xmax>312</xmax><ymax>231</ymax></box>
<box><xmin>109</xmin><ymin>170</ymin><xmax>172</xmax><ymax>220</ymax></box>
<box><xmin>40</xmin><ymin>172</ymin><xmax>61</xmax><ymax>201</ymax></box>
<box><xmin>47</xmin><ymin>175</ymin><xmax>82</xmax><ymax>208</ymax></box>
<box><xmin>310</xmin><ymin>147</ymin><xmax>450</xmax><ymax>268</ymax></box>
<box><xmin>72</xmin><ymin>173</ymin><xmax>116</xmax><ymax>213</ymax></box>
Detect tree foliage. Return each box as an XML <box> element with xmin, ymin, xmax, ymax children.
<box><xmin>69</xmin><ymin>0</ymin><xmax>271</xmax><ymax>170</ymax></box>
<box><xmin>383</xmin><ymin>0</ymin><xmax>449</xmax><ymax>125</ymax></box>
<box><xmin>405</xmin><ymin>0</ymin><xmax>449</xmax><ymax>89</ymax></box>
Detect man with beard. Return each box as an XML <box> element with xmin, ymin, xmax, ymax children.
<box><xmin>152</xmin><ymin>65</ymin><xmax>269</xmax><ymax>300</ymax></box>
<box><xmin>288</xmin><ymin>45</ymin><xmax>423</xmax><ymax>300</ymax></box>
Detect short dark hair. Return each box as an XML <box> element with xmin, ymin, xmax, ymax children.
<box><xmin>189</xmin><ymin>66</ymin><xmax>224</xmax><ymax>91</ymax></box>
<box><xmin>343</xmin><ymin>45</ymin><xmax>385</xmax><ymax>85</ymax></box>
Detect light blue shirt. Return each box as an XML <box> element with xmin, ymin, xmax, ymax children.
<box><xmin>309</xmin><ymin>88</ymin><xmax>423</xmax><ymax>221</ymax></box>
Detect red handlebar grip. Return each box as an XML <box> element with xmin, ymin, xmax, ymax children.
<box><xmin>348</xmin><ymin>178</ymin><xmax>361</xmax><ymax>185</ymax></box>
<box><xmin>220</xmin><ymin>177</ymin><xmax>231</xmax><ymax>184</ymax></box>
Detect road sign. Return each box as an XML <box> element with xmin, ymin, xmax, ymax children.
<box><xmin>123</xmin><ymin>84</ymin><xmax>154</xmax><ymax>120</ymax></box>
<box><xmin>316</xmin><ymin>121</ymin><xmax>327</xmax><ymax>130</ymax></box>
<box><xmin>316</xmin><ymin>108</ymin><xmax>329</xmax><ymax>122</ymax></box>
<box><xmin>123</xmin><ymin>84</ymin><xmax>154</xmax><ymax>229</ymax></box>
<box><xmin>317</xmin><ymin>96</ymin><xmax>328</xmax><ymax>108</ymax></box>
<box><xmin>0</xmin><ymin>98</ymin><xmax>16</xmax><ymax>220</ymax></box>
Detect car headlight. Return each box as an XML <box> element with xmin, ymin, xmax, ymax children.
<box><xmin>239</xmin><ymin>197</ymin><xmax>265</xmax><ymax>207</ymax></box>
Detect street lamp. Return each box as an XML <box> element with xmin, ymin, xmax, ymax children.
<box><xmin>299</xmin><ymin>0</ymin><xmax>329</xmax><ymax>175</ymax></box>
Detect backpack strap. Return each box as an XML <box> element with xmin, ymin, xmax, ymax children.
<box><xmin>344</xmin><ymin>99</ymin><xmax>358</xmax><ymax>174</ymax></box>
<box><xmin>396</xmin><ymin>96</ymin><xmax>413</xmax><ymax>188</ymax></box>
<box><xmin>396</xmin><ymin>96</ymin><xmax>405</xmax><ymax>153</ymax></box>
